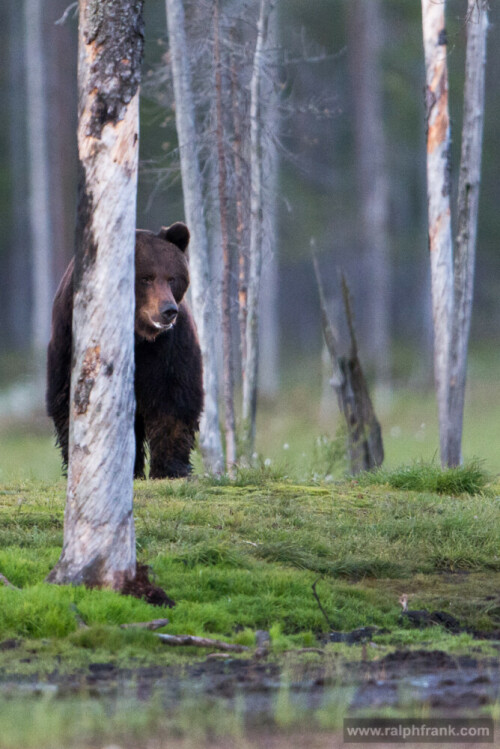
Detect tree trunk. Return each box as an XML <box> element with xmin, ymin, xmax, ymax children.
<box><xmin>165</xmin><ymin>0</ymin><xmax>224</xmax><ymax>474</ymax></box>
<box><xmin>347</xmin><ymin>0</ymin><xmax>391</xmax><ymax>392</ymax></box>
<box><xmin>421</xmin><ymin>0</ymin><xmax>454</xmax><ymax>467</ymax></box>
<box><xmin>24</xmin><ymin>0</ymin><xmax>53</xmax><ymax>376</ymax></box>
<box><xmin>242</xmin><ymin>0</ymin><xmax>271</xmax><ymax>456</ymax></box>
<box><xmin>447</xmin><ymin>0</ymin><xmax>488</xmax><ymax>467</ymax></box>
<box><xmin>258</xmin><ymin>4</ymin><xmax>280</xmax><ymax>399</ymax></box>
<box><xmin>230</xmin><ymin>48</ymin><xmax>248</xmax><ymax>380</ymax></box>
<box><xmin>7</xmin><ymin>1</ymin><xmax>30</xmax><ymax>350</ymax></box>
<box><xmin>47</xmin><ymin>0</ymin><xmax>144</xmax><ymax>589</ymax></box>
<box><xmin>214</xmin><ymin>0</ymin><xmax>237</xmax><ymax>473</ymax></box>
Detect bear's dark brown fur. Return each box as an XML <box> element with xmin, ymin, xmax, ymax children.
<box><xmin>46</xmin><ymin>222</ymin><xmax>203</xmax><ymax>479</ymax></box>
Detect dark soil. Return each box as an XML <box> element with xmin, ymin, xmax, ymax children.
<box><xmin>1</xmin><ymin>649</ymin><xmax>498</xmax><ymax>719</ymax></box>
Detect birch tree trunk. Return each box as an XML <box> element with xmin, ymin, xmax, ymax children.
<box><xmin>447</xmin><ymin>0</ymin><xmax>488</xmax><ymax>467</ymax></box>
<box><xmin>242</xmin><ymin>0</ymin><xmax>271</xmax><ymax>456</ymax></box>
<box><xmin>47</xmin><ymin>0</ymin><xmax>144</xmax><ymax>589</ymax></box>
<box><xmin>214</xmin><ymin>0</ymin><xmax>237</xmax><ymax>473</ymax></box>
<box><xmin>24</xmin><ymin>0</ymin><xmax>53</xmax><ymax>375</ymax></box>
<box><xmin>348</xmin><ymin>0</ymin><xmax>391</xmax><ymax>393</ymax></box>
<box><xmin>165</xmin><ymin>0</ymin><xmax>224</xmax><ymax>474</ymax></box>
<box><xmin>421</xmin><ymin>0</ymin><xmax>454</xmax><ymax>467</ymax></box>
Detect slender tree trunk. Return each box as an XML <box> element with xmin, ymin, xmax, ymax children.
<box><xmin>230</xmin><ymin>48</ymin><xmax>248</xmax><ymax>379</ymax></box>
<box><xmin>347</xmin><ymin>0</ymin><xmax>391</xmax><ymax>393</ymax></box>
<box><xmin>47</xmin><ymin>0</ymin><xmax>144</xmax><ymax>589</ymax></box>
<box><xmin>7</xmin><ymin>1</ymin><xmax>30</xmax><ymax>350</ymax></box>
<box><xmin>421</xmin><ymin>0</ymin><xmax>454</xmax><ymax>467</ymax></box>
<box><xmin>24</xmin><ymin>0</ymin><xmax>53</xmax><ymax>375</ymax></box>
<box><xmin>47</xmin><ymin>0</ymin><xmax>78</xmax><ymax>284</ymax></box>
<box><xmin>259</xmin><ymin>4</ymin><xmax>279</xmax><ymax>399</ymax></box>
<box><xmin>447</xmin><ymin>0</ymin><xmax>488</xmax><ymax>467</ymax></box>
<box><xmin>214</xmin><ymin>0</ymin><xmax>237</xmax><ymax>473</ymax></box>
<box><xmin>242</xmin><ymin>0</ymin><xmax>271</xmax><ymax>455</ymax></box>
<box><xmin>165</xmin><ymin>0</ymin><xmax>224</xmax><ymax>474</ymax></box>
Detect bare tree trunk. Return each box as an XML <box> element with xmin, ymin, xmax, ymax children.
<box><xmin>421</xmin><ymin>0</ymin><xmax>454</xmax><ymax>467</ymax></box>
<box><xmin>7</xmin><ymin>1</ymin><xmax>30</xmax><ymax>350</ymax></box>
<box><xmin>259</xmin><ymin>4</ymin><xmax>279</xmax><ymax>399</ymax></box>
<box><xmin>47</xmin><ymin>0</ymin><xmax>144</xmax><ymax>589</ymax></box>
<box><xmin>24</xmin><ymin>0</ymin><xmax>53</xmax><ymax>377</ymax></box>
<box><xmin>347</xmin><ymin>0</ymin><xmax>391</xmax><ymax>392</ymax></box>
<box><xmin>447</xmin><ymin>0</ymin><xmax>488</xmax><ymax>467</ymax></box>
<box><xmin>214</xmin><ymin>0</ymin><xmax>237</xmax><ymax>473</ymax></box>
<box><xmin>165</xmin><ymin>0</ymin><xmax>224</xmax><ymax>474</ymax></box>
<box><xmin>242</xmin><ymin>0</ymin><xmax>271</xmax><ymax>456</ymax></box>
<box><xmin>230</xmin><ymin>48</ymin><xmax>248</xmax><ymax>379</ymax></box>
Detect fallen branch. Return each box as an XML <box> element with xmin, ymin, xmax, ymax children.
<box><xmin>0</xmin><ymin>574</ymin><xmax>20</xmax><ymax>590</ymax></box>
<box><xmin>121</xmin><ymin>618</ymin><xmax>169</xmax><ymax>631</ymax></box>
<box><xmin>156</xmin><ymin>633</ymin><xmax>249</xmax><ymax>652</ymax></box>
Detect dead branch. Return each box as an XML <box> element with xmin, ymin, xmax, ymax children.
<box><xmin>0</xmin><ymin>573</ymin><xmax>20</xmax><ymax>590</ymax></box>
<box><xmin>312</xmin><ymin>578</ymin><xmax>334</xmax><ymax>631</ymax></box>
<box><xmin>156</xmin><ymin>633</ymin><xmax>250</xmax><ymax>652</ymax></box>
<box><xmin>120</xmin><ymin>618</ymin><xmax>169</xmax><ymax>631</ymax></box>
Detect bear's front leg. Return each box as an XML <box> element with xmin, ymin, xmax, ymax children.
<box><xmin>146</xmin><ymin>415</ymin><xmax>195</xmax><ymax>479</ymax></box>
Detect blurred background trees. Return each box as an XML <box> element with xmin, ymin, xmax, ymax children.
<box><xmin>1</xmin><ymin>0</ymin><xmax>499</xmax><ymax>474</ymax></box>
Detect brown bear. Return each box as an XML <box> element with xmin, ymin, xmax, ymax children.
<box><xmin>46</xmin><ymin>222</ymin><xmax>203</xmax><ymax>479</ymax></box>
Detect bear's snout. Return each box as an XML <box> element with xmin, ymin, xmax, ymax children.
<box><xmin>160</xmin><ymin>302</ymin><xmax>178</xmax><ymax>326</ymax></box>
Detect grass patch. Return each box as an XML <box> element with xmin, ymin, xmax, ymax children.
<box><xmin>358</xmin><ymin>459</ymin><xmax>490</xmax><ymax>495</ymax></box>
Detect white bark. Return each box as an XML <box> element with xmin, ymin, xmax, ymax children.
<box><xmin>448</xmin><ymin>0</ymin><xmax>488</xmax><ymax>466</ymax></box>
<box><xmin>242</xmin><ymin>0</ymin><xmax>271</xmax><ymax>454</ymax></box>
<box><xmin>422</xmin><ymin>0</ymin><xmax>454</xmax><ymax>467</ymax></box>
<box><xmin>165</xmin><ymin>0</ymin><xmax>224</xmax><ymax>474</ymax></box>
<box><xmin>24</xmin><ymin>0</ymin><xmax>53</xmax><ymax>361</ymax></box>
<box><xmin>47</xmin><ymin>0</ymin><xmax>142</xmax><ymax>589</ymax></box>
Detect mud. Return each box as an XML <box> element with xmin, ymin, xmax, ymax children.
<box><xmin>1</xmin><ymin>648</ymin><xmax>499</xmax><ymax>719</ymax></box>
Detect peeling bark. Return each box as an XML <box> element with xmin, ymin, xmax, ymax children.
<box><xmin>47</xmin><ymin>0</ymin><xmax>144</xmax><ymax>590</ymax></box>
<box><xmin>421</xmin><ymin>0</ymin><xmax>454</xmax><ymax>467</ymax></box>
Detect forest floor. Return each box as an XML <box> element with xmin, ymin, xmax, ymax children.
<box><xmin>0</xmin><ymin>469</ymin><xmax>499</xmax><ymax>748</ymax></box>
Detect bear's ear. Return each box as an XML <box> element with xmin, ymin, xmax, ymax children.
<box><xmin>158</xmin><ymin>222</ymin><xmax>190</xmax><ymax>253</ymax></box>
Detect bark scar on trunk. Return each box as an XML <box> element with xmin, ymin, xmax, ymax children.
<box><xmin>74</xmin><ymin>345</ymin><xmax>101</xmax><ymax>414</ymax></box>
<box><xmin>83</xmin><ymin>0</ymin><xmax>144</xmax><ymax>139</ymax></box>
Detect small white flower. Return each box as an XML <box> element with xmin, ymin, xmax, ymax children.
<box><xmin>283</xmin><ymin>443</ymin><xmax>289</xmax><ymax>450</ymax></box>
<box><xmin>264</xmin><ymin>458</ymin><xmax>272</xmax><ymax>467</ymax></box>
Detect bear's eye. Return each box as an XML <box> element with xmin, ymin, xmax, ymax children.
<box><xmin>140</xmin><ymin>276</ymin><xmax>154</xmax><ymax>286</ymax></box>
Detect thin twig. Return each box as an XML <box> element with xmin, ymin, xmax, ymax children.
<box><xmin>312</xmin><ymin>578</ymin><xmax>334</xmax><ymax>631</ymax></box>
<box><xmin>54</xmin><ymin>2</ymin><xmax>78</xmax><ymax>26</ymax></box>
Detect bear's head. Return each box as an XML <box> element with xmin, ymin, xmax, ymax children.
<box><xmin>135</xmin><ymin>222</ymin><xmax>191</xmax><ymax>341</ymax></box>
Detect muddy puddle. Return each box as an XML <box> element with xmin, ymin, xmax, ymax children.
<box><xmin>1</xmin><ymin>649</ymin><xmax>499</xmax><ymax>719</ymax></box>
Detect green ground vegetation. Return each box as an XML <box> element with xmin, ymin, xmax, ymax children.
<box><xmin>0</xmin><ymin>466</ymin><xmax>498</xmax><ymax>748</ymax></box>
